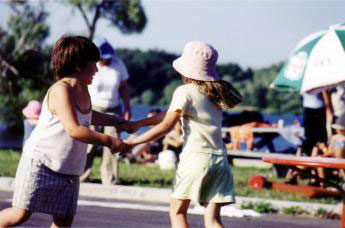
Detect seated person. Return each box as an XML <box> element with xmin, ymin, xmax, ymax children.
<box><xmin>126</xmin><ymin>109</ymin><xmax>163</xmax><ymax>164</ymax></box>
<box><xmin>310</xmin><ymin>115</ymin><xmax>345</xmax><ymax>187</ymax></box>
<box><xmin>162</xmin><ymin>120</ymin><xmax>183</xmax><ymax>158</ymax></box>
<box><xmin>286</xmin><ymin>114</ymin><xmax>345</xmax><ymax>186</ymax></box>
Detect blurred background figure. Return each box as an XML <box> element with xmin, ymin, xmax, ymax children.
<box><xmin>301</xmin><ymin>91</ymin><xmax>327</xmax><ymax>156</ymax></box>
<box><xmin>323</xmin><ymin>85</ymin><xmax>345</xmax><ymax>136</ymax></box>
<box><xmin>125</xmin><ymin>109</ymin><xmax>163</xmax><ymax>164</ymax></box>
<box><xmin>155</xmin><ymin>120</ymin><xmax>184</xmax><ymax>170</ymax></box>
<box><xmin>310</xmin><ymin>114</ymin><xmax>345</xmax><ymax>187</ymax></box>
<box><xmin>162</xmin><ymin>120</ymin><xmax>183</xmax><ymax>158</ymax></box>
<box><xmin>80</xmin><ymin>37</ymin><xmax>131</xmax><ymax>185</ymax></box>
<box><xmin>22</xmin><ymin>100</ymin><xmax>42</xmax><ymax>146</ymax></box>
<box><xmin>157</xmin><ymin>149</ymin><xmax>177</xmax><ymax>170</ymax></box>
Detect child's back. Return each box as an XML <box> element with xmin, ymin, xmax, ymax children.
<box><xmin>168</xmin><ymin>83</ymin><xmax>225</xmax><ymax>155</ymax></box>
<box><xmin>127</xmin><ymin>40</ymin><xmax>242</xmax><ymax>228</ymax></box>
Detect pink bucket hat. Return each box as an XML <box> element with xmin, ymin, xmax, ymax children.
<box><xmin>22</xmin><ymin>100</ymin><xmax>42</xmax><ymax>119</ymax></box>
<box><xmin>173</xmin><ymin>40</ymin><xmax>220</xmax><ymax>81</ymax></box>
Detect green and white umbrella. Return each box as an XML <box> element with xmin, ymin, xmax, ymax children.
<box><xmin>271</xmin><ymin>23</ymin><xmax>345</xmax><ymax>93</ymax></box>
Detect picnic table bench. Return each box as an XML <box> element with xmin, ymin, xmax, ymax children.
<box><xmin>262</xmin><ymin>155</ymin><xmax>345</xmax><ymax>228</ymax></box>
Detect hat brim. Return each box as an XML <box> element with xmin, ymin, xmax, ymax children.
<box><xmin>173</xmin><ymin>57</ymin><xmax>220</xmax><ymax>81</ymax></box>
<box><xmin>332</xmin><ymin>124</ymin><xmax>345</xmax><ymax>130</ymax></box>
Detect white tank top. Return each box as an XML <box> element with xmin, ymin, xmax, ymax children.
<box><xmin>24</xmin><ymin>89</ymin><xmax>92</xmax><ymax>176</ymax></box>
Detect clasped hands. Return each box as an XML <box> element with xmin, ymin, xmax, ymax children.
<box><xmin>109</xmin><ymin>120</ymin><xmax>141</xmax><ymax>154</ymax></box>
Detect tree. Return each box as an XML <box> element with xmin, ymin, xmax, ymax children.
<box><xmin>0</xmin><ymin>1</ymin><xmax>51</xmax><ymax>127</ymax></box>
<box><xmin>66</xmin><ymin>0</ymin><xmax>147</xmax><ymax>39</ymax></box>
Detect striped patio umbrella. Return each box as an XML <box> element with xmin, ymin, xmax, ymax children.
<box><xmin>271</xmin><ymin>23</ymin><xmax>345</xmax><ymax>94</ymax></box>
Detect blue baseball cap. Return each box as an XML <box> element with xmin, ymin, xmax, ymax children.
<box><xmin>93</xmin><ymin>37</ymin><xmax>115</xmax><ymax>59</ymax></box>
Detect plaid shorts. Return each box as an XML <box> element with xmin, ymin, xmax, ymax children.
<box><xmin>12</xmin><ymin>155</ymin><xmax>79</xmax><ymax>218</ymax></box>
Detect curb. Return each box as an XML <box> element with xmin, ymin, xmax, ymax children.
<box><xmin>0</xmin><ymin>177</ymin><xmax>342</xmax><ymax>215</ymax></box>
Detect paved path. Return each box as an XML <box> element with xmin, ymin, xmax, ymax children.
<box><xmin>0</xmin><ymin>191</ymin><xmax>340</xmax><ymax>228</ymax></box>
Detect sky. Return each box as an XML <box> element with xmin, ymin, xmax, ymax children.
<box><xmin>1</xmin><ymin>0</ymin><xmax>345</xmax><ymax>69</ymax></box>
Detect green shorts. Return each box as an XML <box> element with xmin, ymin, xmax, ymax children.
<box><xmin>172</xmin><ymin>151</ymin><xmax>235</xmax><ymax>205</ymax></box>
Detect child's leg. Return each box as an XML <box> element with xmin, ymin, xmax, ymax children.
<box><xmin>311</xmin><ymin>145</ymin><xmax>321</xmax><ymax>157</ymax></box>
<box><xmin>203</xmin><ymin>203</ymin><xmax>224</xmax><ymax>228</ymax></box>
<box><xmin>169</xmin><ymin>198</ymin><xmax>190</xmax><ymax>228</ymax></box>
<box><xmin>0</xmin><ymin>207</ymin><xmax>32</xmax><ymax>227</ymax></box>
<box><xmin>51</xmin><ymin>215</ymin><xmax>74</xmax><ymax>228</ymax></box>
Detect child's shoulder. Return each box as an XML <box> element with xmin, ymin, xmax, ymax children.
<box><xmin>175</xmin><ymin>83</ymin><xmax>198</xmax><ymax>93</ymax></box>
<box><xmin>50</xmin><ymin>81</ymin><xmax>71</xmax><ymax>93</ymax></box>
<box><xmin>172</xmin><ymin>84</ymin><xmax>198</xmax><ymax>99</ymax></box>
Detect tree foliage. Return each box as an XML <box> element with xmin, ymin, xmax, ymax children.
<box><xmin>0</xmin><ymin>1</ymin><xmax>303</xmax><ymax>129</ymax></box>
<box><xmin>0</xmin><ymin>1</ymin><xmax>52</xmax><ymax>127</ymax></box>
<box><xmin>66</xmin><ymin>0</ymin><xmax>147</xmax><ymax>39</ymax></box>
<box><xmin>116</xmin><ymin>49</ymin><xmax>302</xmax><ymax>115</ymax></box>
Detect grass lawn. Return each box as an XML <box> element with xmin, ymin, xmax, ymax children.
<box><xmin>0</xmin><ymin>149</ymin><xmax>340</xmax><ymax>204</ymax></box>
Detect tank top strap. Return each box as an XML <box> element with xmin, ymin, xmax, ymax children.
<box><xmin>47</xmin><ymin>81</ymin><xmax>92</xmax><ymax>115</ymax></box>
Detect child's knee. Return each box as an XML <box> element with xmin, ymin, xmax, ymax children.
<box><xmin>14</xmin><ymin>208</ymin><xmax>31</xmax><ymax>220</ymax></box>
<box><xmin>170</xmin><ymin>199</ymin><xmax>189</xmax><ymax>216</ymax></box>
<box><xmin>0</xmin><ymin>207</ymin><xmax>31</xmax><ymax>226</ymax></box>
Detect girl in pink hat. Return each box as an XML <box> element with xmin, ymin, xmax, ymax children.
<box><xmin>126</xmin><ymin>40</ymin><xmax>242</xmax><ymax>228</ymax></box>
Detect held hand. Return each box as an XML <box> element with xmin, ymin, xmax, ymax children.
<box><xmin>108</xmin><ymin>137</ymin><xmax>132</xmax><ymax>154</ymax></box>
<box><xmin>124</xmin><ymin>138</ymin><xmax>137</xmax><ymax>148</ymax></box>
<box><xmin>120</xmin><ymin>142</ymin><xmax>132</xmax><ymax>154</ymax></box>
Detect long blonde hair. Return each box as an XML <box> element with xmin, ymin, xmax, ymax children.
<box><xmin>181</xmin><ymin>76</ymin><xmax>242</xmax><ymax>110</ymax></box>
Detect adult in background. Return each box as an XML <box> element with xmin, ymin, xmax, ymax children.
<box><xmin>80</xmin><ymin>38</ymin><xmax>131</xmax><ymax>185</ymax></box>
<box><xmin>285</xmin><ymin>91</ymin><xmax>327</xmax><ymax>184</ymax></box>
<box><xmin>301</xmin><ymin>91</ymin><xmax>327</xmax><ymax>156</ymax></box>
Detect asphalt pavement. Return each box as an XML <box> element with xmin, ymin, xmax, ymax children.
<box><xmin>0</xmin><ymin>191</ymin><xmax>340</xmax><ymax>228</ymax></box>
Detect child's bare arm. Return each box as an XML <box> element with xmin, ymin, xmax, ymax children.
<box><xmin>49</xmin><ymin>83</ymin><xmax>125</xmax><ymax>151</ymax></box>
<box><xmin>136</xmin><ymin>112</ymin><xmax>167</xmax><ymax>127</ymax></box>
<box><xmin>91</xmin><ymin>110</ymin><xmax>126</xmax><ymax>126</ymax></box>
<box><xmin>116</xmin><ymin>112</ymin><xmax>167</xmax><ymax>134</ymax></box>
<box><xmin>127</xmin><ymin>111</ymin><xmax>180</xmax><ymax>146</ymax></box>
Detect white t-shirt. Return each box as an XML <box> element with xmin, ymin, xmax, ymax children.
<box><xmin>302</xmin><ymin>92</ymin><xmax>324</xmax><ymax>109</ymax></box>
<box><xmin>89</xmin><ymin>57</ymin><xmax>129</xmax><ymax>109</ymax></box>
<box><xmin>167</xmin><ymin>84</ymin><xmax>226</xmax><ymax>155</ymax></box>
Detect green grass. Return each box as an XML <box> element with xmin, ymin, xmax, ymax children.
<box><xmin>0</xmin><ymin>150</ymin><xmax>21</xmax><ymax>177</ymax></box>
<box><xmin>0</xmin><ymin>149</ymin><xmax>340</xmax><ymax>204</ymax></box>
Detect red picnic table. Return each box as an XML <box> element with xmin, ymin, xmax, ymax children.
<box><xmin>262</xmin><ymin>155</ymin><xmax>345</xmax><ymax>228</ymax></box>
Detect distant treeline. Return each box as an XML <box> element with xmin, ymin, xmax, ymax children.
<box><xmin>0</xmin><ymin>48</ymin><xmax>303</xmax><ymax>128</ymax></box>
<box><xmin>116</xmin><ymin>48</ymin><xmax>302</xmax><ymax>115</ymax></box>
